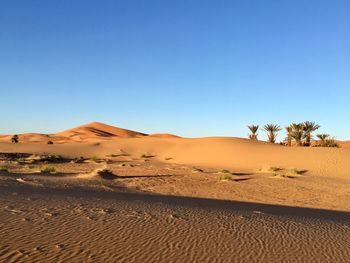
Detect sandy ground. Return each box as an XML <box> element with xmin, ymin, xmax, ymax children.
<box><xmin>0</xmin><ymin>122</ymin><xmax>349</xmax><ymax>262</ymax></box>
<box><xmin>1</xmin><ymin>181</ymin><xmax>349</xmax><ymax>262</ymax></box>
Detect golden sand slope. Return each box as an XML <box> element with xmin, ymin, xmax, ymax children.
<box><xmin>339</xmin><ymin>140</ymin><xmax>350</xmax><ymax>148</ymax></box>
<box><xmin>1</xmin><ymin>136</ymin><xmax>350</xmax><ymax>178</ymax></box>
<box><xmin>54</xmin><ymin>122</ymin><xmax>148</xmax><ymax>141</ymax></box>
<box><xmin>0</xmin><ymin>122</ymin><xmax>349</xmax><ymax>177</ymax></box>
<box><xmin>148</xmin><ymin>133</ymin><xmax>181</xmax><ymax>138</ymax></box>
<box><xmin>0</xmin><ymin>122</ymin><xmax>183</xmax><ymax>143</ymax></box>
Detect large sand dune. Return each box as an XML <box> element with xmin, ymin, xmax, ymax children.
<box><xmin>55</xmin><ymin>122</ymin><xmax>148</xmax><ymax>141</ymax></box>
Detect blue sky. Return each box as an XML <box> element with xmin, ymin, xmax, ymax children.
<box><xmin>1</xmin><ymin>0</ymin><xmax>349</xmax><ymax>140</ymax></box>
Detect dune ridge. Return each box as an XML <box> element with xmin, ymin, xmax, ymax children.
<box><xmin>0</xmin><ymin>122</ymin><xmax>183</xmax><ymax>143</ymax></box>
<box><xmin>55</xmin><ymin>122</ymin><xmax>148</xmax><ymax>141</ymax></box>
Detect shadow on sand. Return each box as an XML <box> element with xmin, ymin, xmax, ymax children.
<box><xmin>0</xmin><ymin>183</ymin><xmax>349</xmax><ymax>222</ymax></box>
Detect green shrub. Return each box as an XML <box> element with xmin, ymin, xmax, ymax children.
<box><xmin>314</xmin><ymin>139</ymin><xmax>340</xmax><ymax>148</ymax></box>
<box><xmin>40</xmin><ymin>166</ymin><xmax>56</xmax><ymax>173</ymax></box>
<box><xmin>219</xmin><ymin>174</ymin><xmax>232</xmax><ymax>181</ymax></box>
<box><xmin>90</xmin><ymin>156</ymin><xmax>98</xmax><ymax>162</ymax></box>
<box><xmin>0</xmin><ymin>165</ymin><xmax>9</xmax><ymax>172</ymax></box>
<box><xmin>25</xmin><ymin>164</ymin><xmax>36</xmax><ymax>169</ymax></box>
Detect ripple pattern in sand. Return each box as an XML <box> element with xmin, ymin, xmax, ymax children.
<box><xmin>0</xmin><ymin>191</ymin><xmax>349</xmax><ymax>263</ymax></box>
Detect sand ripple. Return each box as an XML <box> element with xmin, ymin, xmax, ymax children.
<box><xmin>0</xmin><ymin>186</ymin><xmax>349</xmax><ymax>262</ymax></box>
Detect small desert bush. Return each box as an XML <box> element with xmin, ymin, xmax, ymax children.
<box><xmin>314</xmin><ymin>139</ymin><xmax>340</xmax><ymax>148</ymax></box>
<box><xmin>107</xmin><ymin>151</ymin><xmax>130</xmax><ymax>157</ymax></box>
<box><xmin>0</xmin><ymin>165</ymin><xmax>9</xmax><ymax>172</ymax></box>
<box><xmin>219</xmin><ymin>173</ymin><xmax>232</xmax><ymax>181</ymax></box>
<box><xmin>268</xmin><ymin>167</ymin><xmax>282</xmax><ymax>172</ymax></box>
<box><xmin>90</xmin><ymin>156</ymin><xmax>99</xmax><ymax>162</ymax></box>
<box><xmin>221</xmin><ymin>169</ymin><xmax>231</xmax><ymax>174</ymax></box>
<box><xmin>287</xmin><ymin>169</ymin><xmax>304</xmax><ymax>176</ymax></box>
<box><xmin>47</xmin><ymin>140</ymin><xmax>54</xmax><ymax>145</ymax></box>
<box><xmin>42</xmin><ymin>154</ymin><xmax>63</xmax><ymax>162</ymax></box>
<box><xmin>74</xmin><ymin>156</ymin><xmax>85</xmax><ymax>163</ymax></box>
<box><xmin>25</xmin><ymin>164</ymin><xmax>36</xmax><ymax>169</ymax></box>
<box><xmin>40</xmin><ymin>166</ymin><xmax>56</xmax><ymax>173</ymax></box>
<box><xmin>95</xmin><ymin>168</ymin><xmax>118</xmax><ymax>180</ymax></box>
<box><xmin>192</xmin><ymin>168</ymin><xmax>204</xmax><ymax>173</ymax></box>
<box><xmin>141</xmin><ymin>153</ymin><xmax>155</xmax><ymax>158</ymax></box>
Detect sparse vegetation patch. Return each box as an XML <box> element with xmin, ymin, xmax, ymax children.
<box><xmin>314</xmin><ymin>135</ymin><xmax>340</xmax><ymax>148</ymax></box>
<box><xmin>40</xmin><ymin>166</ymin><xmax>56</xmax><ymax>173</ymax></box>
<box><xmin>219</xmin><ymin>174</ymin><xmax>233</xmax><ymax>181</ymax></box>
<box><xmin>268</xmin><ymin>167</ymin><xmax>282</xmax><ymax>172</ymax></box>
<box><xmin>90</xmin><ymin>156</ymin><xmax>99</xmax><ymax>162</ymax></box>
<box><xmin>0</xmin><ymin>165</ymin><xmax>9</xmax><ymax>172</ymax></box>
<box><xmin>141</xmin><ymin>153</ymin><xmax>155</xmax><ymax>158</ymax></box>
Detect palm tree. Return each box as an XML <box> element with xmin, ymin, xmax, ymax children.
<box><xmin>316</xmin><ymin>134</ymin><xmax>329</xmax><ymax>144</ymax></box>
<box><xmin>247</xmin><ymin>125</ymin><xmax>259</xmax><ymax>140</ymax></box>
<box><xmin>303</xmin><ymin>121</ymin><xmax>320</xmax><ymax>146</ymax></box>
<box><xmin>290</xmin><ymin>123</ymin><xmax>305</xmax><ymax>146</ymax></box>
<box><xmin>285</xmin><ymin>126</ymin><xmax>293</xmax><ymax>146</ymax></box>
<box><xmin>263</xmin><ymin>124</ymin><xmax>281</xmax><ymax>143</ymax></box>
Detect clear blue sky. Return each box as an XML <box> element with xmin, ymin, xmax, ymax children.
<box><xmin>1</xmin><ymin>0</ymin><xmax>349</xmax><ymax>140</ymax></box>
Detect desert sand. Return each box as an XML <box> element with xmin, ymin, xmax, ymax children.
<box><xmin>0</xmin><ymin>122</ymin><xmax>349</xmax><ymax>262</ymax></box>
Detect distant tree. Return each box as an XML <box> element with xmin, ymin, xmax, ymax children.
<box><xmin>316</xmin><ymin>134</ymin><xmax>329</xmax><ymax>144</ymax></box>
<box><xmin>247</xmin><ymin>125</ymin><xmax>259</xmax><ymax>140</ymax></box>
<box><xmin>290</xmin><ymin>123</ymin><xmax>305</xmax><ymax>146</ymax></box>
<box><xmin>11</xmin><ymin>134</ymin><xmax>19</xmax><ymax>144</ymax></box>
<box><xmin>285</xmin><ymin>126</ymin><xmax>293</xmax><ymax>147</ymax></box>
<box><xmin>303</xmin><ymin>121</ymin><xmax>320</xmax><ymax>146</ymax></box>
<box><xmin>263</xmin><ymin>124</ymin><xmax>282</xmax><ymax>143</ymax></box>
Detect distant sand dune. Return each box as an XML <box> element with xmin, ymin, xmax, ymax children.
<box><xmin>1</xmin><ymin>136</ymin><xmax>350</xmax><ymax>178</ymax></box>
<box><xmin>55</xmin><ymin>122</ymin><xmax>148</xmax><ymax>141</ymax></box>
<box><xmin>0</xmin><ymin>122</ymin><xmax>349</xmax><ymax>177</ymax></box>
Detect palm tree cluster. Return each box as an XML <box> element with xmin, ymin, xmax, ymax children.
<box><xmin>247</xmin><ymin>121</ymin><xmax>338</xmax><ymax>147</ymax></box>
<box><xmin>247</xmin><ymin>124</ymin><xmax>282</xmax><ymax>144</ymax></box>
<box><xmin>285</xmin><ymin>121</ymin><xmax>320</xmax><ymax>146</ymax></box>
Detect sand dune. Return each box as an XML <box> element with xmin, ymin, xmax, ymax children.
<box><xmin>338</xmin><ymin>140</ymin><xmax>350</xmax><ymax>148</ymax></box>
<box><xmin>0</xmin><ymin>122</ymin><xmax>182</xmax><ymax>143</ymax></box>
<box><xmin>0</xmin><ymin>133</ymin><xmax>53</xmax><ymax>144</ymax></box>
<box><xmin>1</xmin><ymin>135</ymin><xmax>350</xmax><ymax>178</ymax></box>
<box><xmin>55</xmin><ymin>122</ymin><xmax>148</xmax><ymax>141</ymax></box>
<box><xmin>148</xmin><ymin>133</ymin><xmax>181</xmax><ymax>138</ymax></box>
